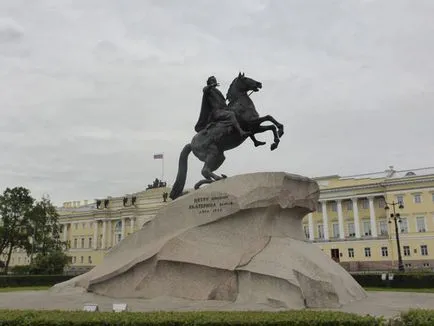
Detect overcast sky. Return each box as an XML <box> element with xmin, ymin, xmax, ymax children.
<box><xmin>1</xmin><ymin>0</ymin><xmax>433</xmax><ymax>206</ymax></box>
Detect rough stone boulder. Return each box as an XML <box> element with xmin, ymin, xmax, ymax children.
<box><xmin>53</xmin><ymin>172</ymin><xmax>366</xmax><ymax>309</ymax></box>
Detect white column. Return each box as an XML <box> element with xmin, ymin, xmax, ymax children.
<box><xmin>368</xmin><ymin>196</ymin><xmax>378</xmax><ymax>237</ymax></box>
<box><xmin>63</xmin><ymin>224</ymin><xmax>68</xmax><ymax>242</ymax></box>
<box><xmin>93</xmin><ymin>221</ymin><xmax>98</xmax><ymax>249</ymax></box>
<box><xmin>321</xmin><ymin>201</ymin><xmax>329</xmax><ymax>240</ymax></box>
<box><xmin>352</xmin><ymin>198</ymin><xmax>361</xmax><ymax>238</ymax></box>
<box><xmin>308</xmin><ymin>213</ymin><xmax>314</xmax><ymax>241</ymax></box>
<box><xmin>337</xmin><ymin>200</ymin><xmax>345</xmax><ymax>239</ymax></box>
<box><xmin>101</xmin><ymin>220</ymin><xmax>107</xmax><ymax>249</ymax></box>
<box><xmin>130</xmin><ymin>218</ymin><xmax>135</xmax><ymax>235</ymax></box>
<box><xmin>121</xmin><ymin>218</ymin><xmax>126</xmax><ymax>240</ymax></box>
<box><xmin>107</xmin><ymin>220</ymin><xmax>112</xmax><ymax>248</ymax></box>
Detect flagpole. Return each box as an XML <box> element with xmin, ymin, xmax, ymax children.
<box><xmin>162</xmin><ymin>152</ymin><xmax>164</xmax><ymax>182</ymax></box>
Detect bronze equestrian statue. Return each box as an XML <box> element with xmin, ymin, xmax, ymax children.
<box><xmin>169</xmin><ymin>72</ymin><xmax>284</xmax><ymax>200</ymax></box>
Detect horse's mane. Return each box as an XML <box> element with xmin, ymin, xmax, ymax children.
<box><xmin>226</xmin><ymin>77</ymin><xmax>239</xmax><ymax>103</ymax></box>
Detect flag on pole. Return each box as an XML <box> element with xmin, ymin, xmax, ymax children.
<box><xmin>153</xmin><ymin>153</ymin><xmax>163</xmax><ymax>159</ymax></box>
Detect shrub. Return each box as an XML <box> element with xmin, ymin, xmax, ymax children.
<box><xmin>352</xmin><ymin>272</ymin><xmax>434</xmax><ymax>289</ymax></box>
<box><xmin>0</xmin><ymin>310</ymin><xmax>385</xmax><ymax>325</ymax></box>
<box><xmin>9</xmin><ymin>266</ymin><xmax>31</xmax><ymax>275</ymax></box>
<box><xmin>397</xmin><ymin>309</ymin><xmax>434</xmax><ymax>326</ymax></box>
<box><xmin>0</xmin><ymin>275</ymin><xmax>73</xmax><ymax>288</ymax></box>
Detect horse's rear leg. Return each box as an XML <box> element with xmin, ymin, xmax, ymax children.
<box><xmin>194</xmin><ymin>149</ymin><xmax>226</xmax><ymax>189</ymax></box>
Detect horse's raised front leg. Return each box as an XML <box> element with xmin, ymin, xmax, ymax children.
<box><xmin>254</xmin><ymin>124</ymin><xmax>280</xmax><ymax>151</ymax></box>
<box><xmin>253</xmin><ymin>115</ymin><xmax>284</xmax><ymax>138</ymax></box>
<box><xmin>250</xmin><ymin>135</ymin><xmax>266</xmax><ymax>147</ymax></box>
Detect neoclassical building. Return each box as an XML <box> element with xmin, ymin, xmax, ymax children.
<box><xmin>57</xmin><ymin>186</ymin><xmax>170</xmax><ymax>274</ymax></box>
<box><xmin>5</xmin><ymin>166</ymin><xmax>434</xmax><ymax>273</ymax></box>
<box><xmin>304</xmin><ymin>166</ymin><xmax>434</xmax><ymax>271</ymax></box>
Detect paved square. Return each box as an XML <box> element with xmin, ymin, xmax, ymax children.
<box><xmin>0</xmin><ymin>289</ymin><xmax>433</xmax><ymax>318</ymax></box>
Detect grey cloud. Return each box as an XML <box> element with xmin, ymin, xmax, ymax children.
<box><xmin>0</xmin><ymin>18</ymin><xmax>23</xmax><ymax>43</ymax></box>
<box><xmin>0</xmin><ymin>0</ymin><xmax>433</xmax><ymax>205</ymax></box>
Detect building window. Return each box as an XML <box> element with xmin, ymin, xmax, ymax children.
<box><xmin>89</xmin><ymin>237</ymin><xmax>92</xmax><ymax>248</ymax></box>
<box><xmin>80</xmin><ymin>256</ymin><xmax>84</xmax><ymax>263</ymax></box>
<box><xmin>73</xmin><ymin>238</ymin><xmax>78</xmax><ymax>248</ymax></box>
<box><xmin>332</xmin><ymin>223</ymin><xmax>339</xmax><ymax>238</ymax></box>
<box><xmin>303</xmin><ymin>225</ymin><xmax>310</xmax><ymax>239</ymax></box>
<box><xmin>432</xmin><ymin>193</ymin><xmax>434</xmax><ymax>202</ymax></box>
<box><xmin>378</xmin><ymin>220</ymin><xmax>388</xmax><ymax>236</ymax></box>
<box><xmin>346</xmin><ymin>201</ymin><xmax>353</xmax><ymax>210</ymax></box>
<box><xmin>114</xmin><ymin>220</ymin><xmax>122</xmax><ymax>244</ymax></box>
<box><xmin>82</xmin><ymin>223</ymin><xmax>86</xmax><ymax>229</ymax></box>
<box><xmin>396</xmin><ymin>195</ymin><xmax>404</xmax><ymax>205</ymax></box>
<box><xmin>361</xmin><ymin>199</ymin><xmax>368</xmax><ymax>209</ymax></box>
<box><xmin>73</xmin><ymin>256</ymin><xmax>76</xmax><ymax>263</ymax></box>
<box><xmin>381</xmin><ymin>246</ymin><xmax>388</xmax><ymax>257</ymax></box>
<box><xmin>378</xmin><ymin>198</ymin><xmax>385</xmax><ymax>208</ymax></box>
<box><xmin>317</xmin><ymin>203</ymin><xmax>322</xmax><ymax>212</ymax></box>
<box><xmin>88</xmin><ymin>256</ymin><xmax>92</xmax><ymax>264</ymax></box>
<box><xmin>81</xmin><ymin>238</ymin><xmax>85</xmax><ymax>248</ymax></box>
<box><xmin>364</xmin><ymin>247</ymin><xmax>371</xmax><ymax>257</ymax></box>
<box><xmin>421</xmin><ymin>245</ymin><xmax>429</xmax><ymax>256</ymax></box>
<box><xmin>331</xmin><ymin>202</ymin><xmax>337</xmax><ymax>212</ymax></box>
<box><xmin>403</xmin><ymin>246</ymin><xmax>411</xmax><ymax>256</ymax></box>
<box><xmin>363</xmin><ymin>220</ymin><xmax>371</xmax><ymax>236</ymax></box>
<box><xmin>414</xmin><ymin>194</ymin><xmax>422</xmax><ymax>203</ymax></box>
<box><xmin>348</xmin><ymin>222</ymin><xmax>355</xmax><ymax>237</ymax></box>
<box><xmin>317</xmin><ymin>224</ymin><xmax>324</xmax><ymax>239</ymax></box>
<box><xmin>416</xmin><ymin>216</ymin><xmax>426</xmax><ymax>232</ymax></box>
<box><xmin>348</xmin><ymin>248</ymin><xmax>354</xmax><ymax>258</ymax></box>
<box><xmin>400</xmin><ymin>218</ymin><xmax>408</xmax><ymax>233</ymax></box>
<box><xmin>75</xmin><ymin>223</ymin><xmax>78</xmax><ymax>230</ymax></box>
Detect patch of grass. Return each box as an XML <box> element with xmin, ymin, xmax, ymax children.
<box><xmin>364</xmin><ymin>287</ymin><xmax>434</xmax><ymax>293</ymax></box>
<box><xmin>0</xmin><ymin>286</ymin><xmax>50</xmax><ymax>292</ymax></box>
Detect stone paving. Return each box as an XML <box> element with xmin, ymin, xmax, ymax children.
<box><xmin>0</xmin><ymin>288</ymin><xmax>433</xmax><ymax>318</ymax></box>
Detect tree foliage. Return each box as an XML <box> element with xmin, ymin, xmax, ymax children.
<box><xmin>0</xmin><ymin>187</ymin><xmax>34</xmax><ymax>273</ymax></box>
<box><xmin>0</xmin><ymin>187</ymin><xmax>69</xmax><ymax>274</ymax></box>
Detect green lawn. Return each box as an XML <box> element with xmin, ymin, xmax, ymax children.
<box><xmin>0</xmin><ymin>286</ymin><xmax>50</xmax><ymax>292</ymax></box>
<box><xmin>364</xmin><ymin>287</ymin><xmax>434</xmax><ymax>293</ymax></box>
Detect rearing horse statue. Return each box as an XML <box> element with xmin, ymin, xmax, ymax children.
<box><xmin>169</xmin><ymin>73</ymin><xmax>284</xmax><ymax>200</ymax></box>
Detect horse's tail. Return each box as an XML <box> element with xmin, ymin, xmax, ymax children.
<box><xmin>169</xmin><ymin>143</ymin><xmax>192</xmax><ymax>200</ymax></box>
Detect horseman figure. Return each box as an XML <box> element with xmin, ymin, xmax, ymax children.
<box><xmin>195</xmin><ymin>76</ymin><xmax>251</xmax><ymax>138</ymax></box>
<box><xmin>169</xmin><ymin>72</ymin><xmax>284</xmax><ymax>200</ymax></box>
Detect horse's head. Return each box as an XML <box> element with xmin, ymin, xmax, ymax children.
<box><xmin>226</xmin><ymin>72</ymin><xmax>262</xmax><ymax>102</ymax></box>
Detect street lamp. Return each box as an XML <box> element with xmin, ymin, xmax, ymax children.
<box><xmin>385</xmin><ymin>200</ymin><xmax>405</xmax><ymax>272</ymax></box>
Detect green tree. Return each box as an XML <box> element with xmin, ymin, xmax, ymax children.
<box><xmin>27</xmin><ymin>195</ymin><xmax>69</xmax><ymax>274</ymax></box>
<box><xmin>29</xmin><ymin>250</ymin><xmax>70</xmax><ymax>275</ymax></box>
<box><xmin>28</xmin><ymin>195</ymin><xmax>65</xmax><ymax>256</ymax></box>
<box><xmin>0</xmin><ymin>187</ymin><xmax>35</xmax><ymax>274</ymax></box>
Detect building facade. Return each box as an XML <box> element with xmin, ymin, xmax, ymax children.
<box><xmin>303</xmin><ymin>166</ymin><xmax>434</xmax><ymax>271</ymax></box>
<box><xmin>5</xmin><ymin>166</ymin><xmax>434</xmax><ymax>273</ymax></box>
<box><xmin>3</xmin><ymin>186</ymin><xmax>170</xmax><ymax>274</ymax></box>
<box><xmin>58</xmin><ymin>187</ymin><xmax>170</xmax><ymax>274</ymax></box>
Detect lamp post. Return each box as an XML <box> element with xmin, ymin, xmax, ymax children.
<box><xmin>385</xmin><ymin>200</ymin><xmax>405</xmax><ymax>272</ymax></box>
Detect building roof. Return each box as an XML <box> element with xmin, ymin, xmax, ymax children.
<box><xmin>339</xmin><ymin>166</ymin><xmax>434</xmax><ymax>180</ymax></box>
